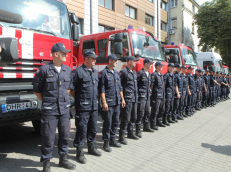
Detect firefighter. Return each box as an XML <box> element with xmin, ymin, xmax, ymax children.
<box><xmin>99</xmin><ymin>54</ymin><xmax>125</xmax><ymax>152</ymax></box>
<box><xmin>119</xmin><ymin>56</ymin><xmax>139</xmax><ymax>144</ymax></box>
<box><xmin>186</xmin><ymin>66</ymin><xmax>195</xmax><ymax>116</ymax></box>
<box><xmin>202</xmin><ymin>69</ymin><xmax>210</xmax><ymax>108</ymax></box>
<box><xmin>181</xmin><ymin>65</ymin><xmax>190</xmax><ymax>117</ymax></box>
<box><xmin>209</xmin><ymin>71</ymin><xmax>220</xmax><ymax>107</ymax></box>
<box><xmin>135</xmin><ymin>58</ymin><xmax>155</xmax><ymax>137</ymax></box>
<box><xmin>150</xmin><ymin>61</ymin><xmax>166</xmax><ymax>129</ymax></box>
<box><xmin>226</xmin><ymin>73</ymin><xmax>230</xmax><ymax>99</ymax></box>
<box><xmin>163</xmin><ymin>63</ymin><xmax>175</xmax><ymax>125</ymax></box>
<box><xmin>32</xmin><ymin>43</ymin><xmax>76</xmax><ymax>171</ymax></box>
<box><xmin>173</xmin><ymin>64</ymin><xmax>183</xmax><ymax>122</ymax></box>
<box><xmin>71</xmin><ymin>50</ymin><xmax>102</xmax><ymax>164</ymax></box>
<box><xmin>216</xmin><ymin>72</ymin><xmax>222</xmax><ymax>102</ymax></box>
<box><xmin>194</xmin><ymin>69</ymin><xmax>203</xmax><ymax>111</ymax></box>
<box><xmin>200</xmin><ymin>70</ymin><xmax>207</xmax><ymax>109</ymax></box>
<box><xmin>221</xmin><ymin>72</ymin><xmax>228</xmax><ymax>101</ymax></box>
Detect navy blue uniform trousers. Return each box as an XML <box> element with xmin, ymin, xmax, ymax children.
<box><xmin>136</xmin><ymin>99</ymin><xmax>150</xmax><ymax>125</ymax></box>
<box><xmin>73</xmin><ymin>110</ymin><xmax>98</xmax><ymax>147</ymax></box>
<box><xmin>102</xmin><ymin>105</ymin><xmax>120</xmax><ymax>140</ymax></box>
<box><xmin>40</xmin><ymin>114</ymin><xmax>70</xmax><ymax>162</ymax></box>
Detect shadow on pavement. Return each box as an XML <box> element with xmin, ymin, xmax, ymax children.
<box><xmin>201</xmin><ymin>143</ymin><xmax>231</xmax><ymax>156</ymax></box>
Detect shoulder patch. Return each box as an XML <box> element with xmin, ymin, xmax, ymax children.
<box><xmin>36</xmin><ymin>69</ymin><xmax>40</xmax><ymax>74</ymax></box>
<box><xmin>164</xmin><ymin>75</ymin><xmax>167</xmax><ymax>80</ymax></box>
<box><xmin>119</xmin><ymin>72</ymin><xmax>122</xmax><ymax>76</ymax></box>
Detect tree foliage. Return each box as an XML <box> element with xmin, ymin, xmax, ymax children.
<box><xmin>194</xmin><ymin>0</ymin><xmax>231</xmax><ymax>68</ymax></box>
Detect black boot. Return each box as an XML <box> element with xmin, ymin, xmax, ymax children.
<box><xmin>110</xmin><ymin>137</ymin><xmax>122</xmax><ymax>148</ymax></box>
<box><xmin>150</xmin><ymin>121</ymin><xmax>159</xmax><ymax>130</ymax></box>
<box><xmin>76</xmin><ymin>146</ymin><xmax>87</xmax><ymax>164</ymax></box>
<box><xmin>167</xmin><ymin>115</ymin><xmax>175</xmax><ymax>123</ymax></box>
<box><xmin>103</xmin><ymin>140</ymin><xmax>112</xmax><ymax>152</ymax></box>
<box><xmin>182</xmin><ymin>112</ymin><xmax>188</xmax><ymax>118</ymax></box>
<box><xmin>177</xmin><ymin>113</ymin><xmax>184</xmax><ymax>120</ymax></box>
<box><xmin>59</xmin><ymin>154</ymin><xmax>76</xmax><ymax>170</ymax></box>
<box><xmin>136</xmin><ymin>125</ymin><xmax>142</xmax><ymax>138</ymax></box>
<box><xmin>43</xmin><ymin>160</ymin><xmax>50</xmax><ymax>172</ymax></box>
<box><xmin>156</xmin><ymin>119</ymin><xmax>166</xmax><ymax>127</ymax></box>
<box><xmin>119</xmin><ymin>133</ymin><xmax>127</xmax><ymax>145</ymax></box>
<box><xmin>162</xmin><ymin>116</ymin><xmax>170</xmax><ymax>126</ymax></box>
<box><xmin>127</xmin><ymin>130</ymin><xmax>139</xmax><ymax>140</ymax></box>
<box><xmin>88</xmin><ymin>142</ymin><xmax>102</xmax><ymax>156</ymax></box>
<box><xmin>143</xmin><ymin>122</ymin><xmax>155</xmax><ymax>132</ymax></box>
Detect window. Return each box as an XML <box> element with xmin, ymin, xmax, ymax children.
<box><xmin>125</xmin><ymin>5</ymin><xmax>136</xmax><ymax>19</ymax></box>
<box><xmin>98</xmin><ymin>0</ymin><xmax>113</xmax><ymax>10</ymax></box>
<box><xmin>98</xmin><ymin>25</ymin><xmax>114</xmax><ymax>33</ymax></box>
<box><xmin>192</xmin><ymin>23</ymin><xmax>195</xmax><ymax>34</ymax></box>
<box><xmin>171</xmin><ymin>18</ymin><xmax>177</xmax><ymax>29</ymax></box>
<box><xmin>82</xmin><ymin>40</ymin><xmax>95</xmax><ymax>56</ymax></box>
<box><xmin>97</xmin><ymin>39</ymin><xmax>108</xmax><ymax>63</ymax></box>
<box><xmin>148</xmin><ymin>0</ymin><xmax>154</xmax><ymax>3</ymax></box>
<box><xmin>171</xmin><ymin>0</ymin><xmax>177</xmax><ymax>8</ymax></box>
<box><xmin>78</xmin><ymin>18</ymin><xmax>84</xmax><ymax>34</ymax></box>
<box><xmin>161</xmin><ymin>1</ymin><xmax>167</xmax><ymax>10</ymax></box>
<box><xmin>145</xmin><ymin>14</ymin><xmax>153</xmax><ymax>26</ymax></box>
<box><xmin>161</xmin><ymin>22</ymin><xmax>167</xmax><ymax>31</ymax></box>
<box><xmin>192</xmin><ymin>5</ymin><xmax>195</xmax><ymax>13</ymax></box>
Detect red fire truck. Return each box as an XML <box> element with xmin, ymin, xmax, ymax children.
<box><xmin>164</xmin><ymin>44</ymin><xmax>198</xmax><ymax>73</ymax></box>
<box><xmin>0</xmin><ymin>0</ymin><xmax>167</xmax><ymax>132</ymax></box>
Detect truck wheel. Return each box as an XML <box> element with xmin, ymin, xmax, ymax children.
<box><xmin>32</xmin><ymin>120</ymin><xmax>41</xmax><ymax>134</ymax></box>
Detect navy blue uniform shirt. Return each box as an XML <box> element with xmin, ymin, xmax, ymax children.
<box><xmin>151</xmin><ymin>71</ymin><xmax>165</xmax><ymax>99</ymax></box>
<box><xmin>71</xmin><ymin>64</ymin><xmax>99</xmax><ymax>111</ymax></box>
<box><xmin>164</xmin><ymin>71</ymin><xmax>175</xmax><ymax>99</ymax></box>
<box><xmin>174</xmin><ymin>71</ymin><xmax>183</xmax><ymax>95</ymax></box>
<box><xmin>99</xmin><ymin>66</ymin><xmax>122</xmax><ymax>106</ymax></box>
<box><xmin>119</xmin><ymin>66</ymin><xmax>138</xmax><ymax>102</ymax></box>
<box><xmin>32</xmin><ymin>62</ymin><xmax>73</xmax><ymax>116</ymax></box>
<box><xmin>187</xmin><ymin>73</ymin><xmax>195</xmax><ymax>94</ymax></box>
<box><xmin>137</xmin><ymin>68</ymin><xmax>152</xmax><ymax>101</ymax></box>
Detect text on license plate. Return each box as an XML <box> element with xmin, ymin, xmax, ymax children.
<box><xmin>1</xmin><ymin>101</ymin><xmax>37</xmax><ymax>113</ymax></box>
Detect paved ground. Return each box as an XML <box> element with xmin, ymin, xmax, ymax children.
<box><xmin>1</xmin><ymin>99</ymin><xmax>231</xmax><ymax>172</ymax></box>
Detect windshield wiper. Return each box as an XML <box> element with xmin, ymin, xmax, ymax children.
<box><xmin>8</xmin><ymin>26</ymin><xmax>56</xmax><ymax>36</ymax></box>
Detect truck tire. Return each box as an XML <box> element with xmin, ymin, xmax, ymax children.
<box><xmin>32</xmin><ymin>120</ymin><xmax>41</xmax><ymax>134</ymax></box>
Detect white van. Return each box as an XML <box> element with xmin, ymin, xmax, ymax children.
<box><xmin>196</xmin><ymin>52</ymin><xmax>224</xmax><ymax>72</ymax></box>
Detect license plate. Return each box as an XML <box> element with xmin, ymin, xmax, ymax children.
<box><xmin>1</xmin><ymin>101</ymin><xmax>37</xmax><ymax>113</ymax></box>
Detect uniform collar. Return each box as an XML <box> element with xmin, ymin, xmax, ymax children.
<box><xmin>142</xmin><ymin>68</ymin><xmax>150</xmax><ymax>74</ymax></box>
<box><xmin>49</xmin><ymin>62</ymin><xmax>66</xmax><ymax>72</ymax></box>
<box><xmin>155</xmin><ymin>70</ymin><xmax>161</xmax><ymax>75</ymax></box>
<box><xmin>82</xmin><ymin>63</ymin><xmax>96</xmax><ymax>73</ymax></box>
<box><xmin>105</xmin><ymin>66</ymin><xmax>114</xmax><ymax>74</ymax></box>
<box><xmin>126</xmin><ymin>66</ymin><xmax>133</xmax><ymax>74</ymax></box>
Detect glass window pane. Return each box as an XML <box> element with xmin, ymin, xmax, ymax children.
<box><xmin>98</xmin><ymin>25</ymin><xmax>105</xmax><ymax>33</ymax></box>
<box><xmin>106</xmin><ymin>0</ymin><xmax>112</xmax><ymax>10</ymax></box>
<box><xmin>99</xmin><ymin>0</ymin><xmax>104</xmax><ymax>7</ymax></box>
<box><xmin>125</xmin><ymin>6</ymin><xmax>129</xmax><ymax>16</ymax></box>
<box><xmin>130</xmin><ymin>8</ymin><xmax>135</xmax><ymax>19</ymax></box>
<box><xmin>97</xmin><ymin>39</ymin><xmax>107</xmax><ymax>63</ymax></box>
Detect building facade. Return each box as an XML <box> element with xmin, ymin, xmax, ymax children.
<box><xmin>167</xmin><ymin>0</ymin><xmax>201</xmax><ymax>52</ymax></box>
<box><xmin>66</xmin><ymin>0</ymin><xmax>168</xmax><ymax>44</ymax></box>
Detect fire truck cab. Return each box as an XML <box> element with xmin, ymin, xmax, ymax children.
<box><xmin>164</xmin><ymin>44</ymin><xmax>198</xmax><ymax>73</ymax></box>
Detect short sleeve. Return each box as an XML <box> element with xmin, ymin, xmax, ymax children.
<box><xmin>174</xmin><ymin>75</ymin><xmax>178</xmax><ymax>87</ymax></box>
<box><xmin>32</xmin><ymin>68</ymin><xmax>45</xmax><ymax>93</ymax></box>
<box><xmin>71</xmin><ymin>69</ymin><xmax>78</xmax><ymax>91</ymax></box>
<box><xmin>151</xmin><ymin>73</ymin><xmax>155</xmax><ymax>87</ymax></box>
<box><xmin>99</xmin><ymin>71</ymin><xmax>106</xmax><ymax>93</ymax></box>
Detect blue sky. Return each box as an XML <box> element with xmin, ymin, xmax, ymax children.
<box><xmin>196</xmin><ymin>0</ymin><xmax>213</xmax><ymax>5</ymax></box>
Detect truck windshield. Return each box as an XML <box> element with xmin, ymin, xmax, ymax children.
<box><xmin>181</xmin><ymin>48</ymin><xmax>198</xmax><ymax>66</ymax></box>
<box><xmin>131</xmin><ymin>33</ymin><xmax>165</xmax><ymax>61</ymax></box>
<box><xmin>215</xmin><ymin>60</ymin><xmax>224</xmax><ymax>72</ymax></box>
<box><xmin>0</xmin><ymin>0</ymin><xmax>71</xmax><ymax>39</ymax></box>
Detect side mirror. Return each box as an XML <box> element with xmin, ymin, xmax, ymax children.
<box><xmin>72</xmin><ymin>24</ymin><xmax>79</xmax><ymax>41</ymax></box>
<box><xmin>70</xmin><ymin>13</ymin><xmax>79</xmax><ymax>24</ymax></box>
<box><xmin>165</xmin><ymin>49</ymin><xmax>171</xmax><ymax>55</ymax></box>
<box><xmin>172</xmin><ymin>55</ymin><xmax>178</xmax><ymax>63</ymax></box>
<box><xmin>0</xmin><ymin>9</ymin><xmax>22</xmax><ymax>24</ymax></box>
<box><xmin>114</xmin><ymin>33</ymin><xmax>123</xmax><ymax>42</ymax></box>
<box><xmin>114</xmin><ymin>42</ymin><xmax>122</xmax><ymax>55</ymax></box>
<box><xmin>0</xmin><ymin>38</ymin><xmax>18</xmax><ymax>62</ymax></box>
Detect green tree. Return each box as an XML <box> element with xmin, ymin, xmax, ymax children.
<box><xmin>194</xmin><ymin>0</ymin><xmax>231</xmax><ymax>68</ymax></box>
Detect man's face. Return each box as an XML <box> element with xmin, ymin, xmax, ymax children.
<box><xmin>86</xmin><ymin>56</ymin><xmax>96</xmax><ymax>67</ymax></box>
<box><xmin>128</xmin><ymin>60</ymin><xmax>137</xmax><ymax>68</ymax></box>
<box><xmin>145</xmin><ymin>62</ymin><xmax>153</xmax><ymax>70</ymax></box>
<box><xmin>176</xmin><ymin>67</ymin><xmax>182</xmax><ymax>73</ymax></box>
<box><xmin>182</xmin><ymin>68</ymin><xmax>187</xmax><ymax>74</ymax></box>
<box><xmin>205</xmin><ymin>71</ymin><xmax>208</xmax><ymax>75</ymax></box>
<box><xmin>188</xmin><ymin>69</ymin><xmax>193</xmax><ymax>74</ymax></box>
<box><xmin>156</xmin><ymin>65</ymin><xmax>163</xmax><ymax>71</ymax></box>
<box><xmin>53</xmin><ymin>51</ymin><xmax>67</xmax><ymax>62</ymax></box>
<box><xmin>196</xmin><ymin>71</ymin><xmax>199</xmax><ymax>76</ymax></box>
<box><xmin>168</xmin><ymin>66</ymin><xmax>174</xmax><ymax>73</ymax></box>
<box><xmin>110</xmin><ymin>59</ymin><xmax>118</xmax><ymax>68</ymax></box>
